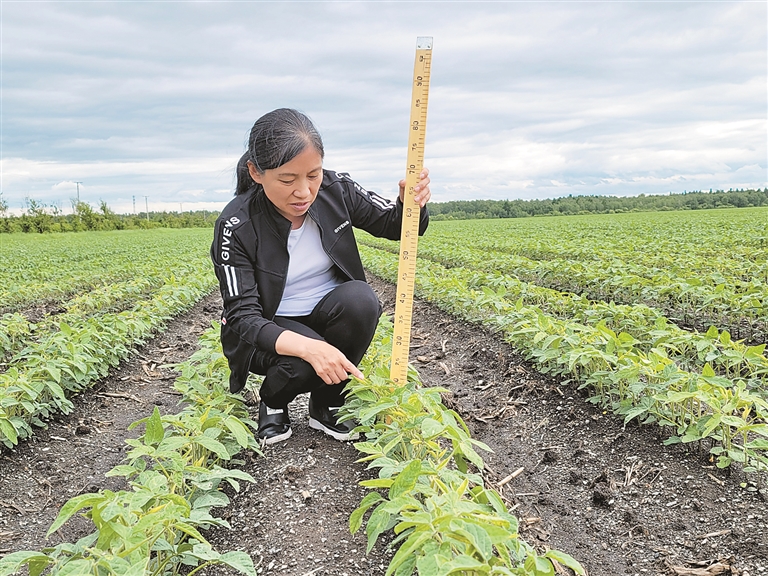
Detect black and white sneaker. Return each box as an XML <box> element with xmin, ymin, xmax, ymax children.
<box><xmin>308</xmin><ymin>397</ymin><xmax>359</xmax><ymax>442</ymax></box>
<box><xmin>258</xmin><ymin>401</ymin><xmax>292</xmax><ymax>445</ymax></box>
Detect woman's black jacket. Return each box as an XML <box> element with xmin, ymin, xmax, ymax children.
<box><xmin>210</xmin><ymin>169</ymin><xmax>429</xmax><ymax>392</ymax></box>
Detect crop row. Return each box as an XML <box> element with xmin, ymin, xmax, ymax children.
<box><xmin>347</xmin><ymin>316</ymin><xmax>584</xmax><ymax>575</ymax></box>
<box><xmin>357</xmin><ymin>233</ymin><xmax>766</xmax><ymax>343</ymax></box>
<box><xmin>0</xmin><ymin>267</ymin><xmax>216</xmax><ymax>448</ymax></box>
<box><xmin>0</xmin><ymin>275</ymin><xmax>158</xmax><ymax>360</ymax></box>
<box><xmin>360</xmin><ymin>245</ymin><xmax>768</xmax><ymax>475</ymax></box>
<box><xmin>0</xmin><ymin>326</ymin><xmax>260</xmax><ymax>576</ymax></box>
<box><xmin>175</xmin><ymin>319</ymin><xmax>588</xmax><ymax>574</ymax></box>
<box><xmin>368</xmin><ymin>245</ymin><xmax>768</xmax><ymax>381</ymax></box>
<box><xmin>1</xmin><ymin>270</ymin><xmax>187</xmax><ymax>361</ymax></box>
<box><xmin>0</xmin><ymin>229</ymin><xmax>212</xmax><ymax>313</ymax></box>
<box><xmin>433</xmin><ymin>236</ymin><xmax>766</xmax><ymax>323</ymax></box>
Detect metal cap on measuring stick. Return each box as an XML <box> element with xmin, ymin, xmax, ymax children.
<box><xmin>416</xmin><ymin>36</ymin><xmax>433</xmax><ymax>50</ymax></box>
<box><xmin>390</xmin><ymin>37</ymin><xmax>433</xmax><ymax>385</ymax></box>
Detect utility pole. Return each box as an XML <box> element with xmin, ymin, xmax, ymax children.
<box><xmin>179</xmin><ymin>203</ymin><xmax>183</xmax><ymax>213</ymax></box>
<box><xmin>132</xmin><ymin>195</ymin><xmax>136</xmax><ymax>215</ymax></box>
<box><xmin>144</xmin><ymin>196</ymin><xmax>149</xmax><ymax>222</ymax></box>
<box><xmin>75</xmin><ymin>181</ymin><xmax>82</xmax><ymax>203</ymax></box>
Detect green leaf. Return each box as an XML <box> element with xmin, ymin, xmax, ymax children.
<box><xmin>194</xmin><ymin>434</ymin><xmax>231</xmax><ymax>460</ymax></box>
<box><xmin>47</xmin><ymin>493</ymin><xmax>105</xmax><ymax>536</ymax></box>
<box><xmin>106</xmin><ymin>465</ymin><xmax>140</xmax><ymax>478</ymax></box>
<box><xmin>123</xmin><ymin>560</ymin><xmax>150</xmax><ymax>576</ymax></box>
<box><xmin>525</xmin><ymin>554</ymin><xmax>555</xmax><ymax>576</ymax></box>
<box><xmin>175</xmin><ymin>521</ymin><xmax>209</xmax><ymax>544</ymax></box>
<box><xmin>443</xmin><ymin>554</ymin><xmax>487</xmax><ymax>573</ymax></box>
<box><xmin>360</xmin><ymin>478</ymin><xmax>394</xmax><ymax>489</ymax></box>
<box><xmin>386</xmin><ymin>532</ymin><xmax>431</xmax><ymax>576</ymax></box>
<box><xmin>350</xmin><ymin>492</ymin><xmax>385</xmax><ymax>534</ymax></box>
<box><xmin>622</xmin><ymin>406</ymin><xmax>649</xmax><ymax>424</ymax></box>
<box><xmin>96</xmin><ymin>557</ymin><xmax>131</xmax><ymax>575</ymax></box>
<box><xmin>701</xmin><ymin>414</ymin><xmax>723</xmax><ymax>438</ymax></box>
<box><xmin>389</xmin><ymin>460</ymin><xmax>422</xmax><ymax>499</ymax></box>
<box><xmin>0</xmin><ymin>417</ymin><xmax>18</xmax><ymax>445</ymax></box>
<box><xmin>455</xmin><ymin>521</ymin><xmax>493</xmax><ymax>561</ymax></box>
<box><xmin>458</xmin><ymin>440</ymin><xmax>485</xmax><ymax>469</ymax></box>
<box><xmin>420</xmin><ymin>417</ymin><xmax>444</xmax><ymax>438</ymax></box>
<box><xmin>144</xmin><ymin>405</ymin><xmax>165</xmax><ymax>445</ymax></box>
<box><xmin>393</xmin><ymin>554</ymin><xmax>418</xmax><ymax>576</ymax></box>
<box><xmin>192</xmin><ymin>491</ymin><xmax>230</xmax><ymax>510</ymax></box>
<box><xmin>359</xmin><ymin>399</ymin><xmax>398</xmax><ymax>422</ymax></box>
<box><xmin>44</xmin><ymin>365</ymin><xmax>62</xmax><ymax>384</ymax></box>
<box><xmin>152</xmin><ymin>538</ymin><xmax>174</xmax><ymax>551</ymax></box>
<box><xmin>0</xmin><ymin>551</ymin><xmax>51</xmax><ymax>576</ymax></box>
<box><xmin>414</xmin><ymin>548</ymin><xmax>442</xmax><ymax>576</ymax></box>
<box><xmin>157</xmin><ymin>435</ymin><xmax>190</xmax><ymax>453</ymax></box>
<box><xmin>544</xmin><ymin>549</ymin><xmax>586</xmax><ymax>574</ymax></box>
<box><xmin>366</xmin><ymin>507</ymin><xmax>392</xmax><ymax>553</ymax></box>
<box><xmin>223</xmin><ymin>416</ymin><xmax>252</xmax><ymax>447</ymax></box>
<box><xmin>29</xmin><ymin>555</ymin><xmax>53</xmax><ymax>576</ymax></box>
<box><xmin>189</xmin><ymin>543</ymin><xmax>219</xmax><ymax>561</ymax></box>
<box><xmin>716</xmin><ymin>455</ymin><xmax>733</xmax><ymax>468</ymax></box>
<box><xmin>680</xmin><ymin>433</ymin><xmax>702</xmax><ymax>444</ymax></box>
<box><xmin>355</xmin><ymin>441</ymin><xmax>384</xmax><ymax>455</ymax></box>
<box><xmin>218</xmin><ymin>551</ymin><xmax>258</xmax><ymax>576</ymax></box>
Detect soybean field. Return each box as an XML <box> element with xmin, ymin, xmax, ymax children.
<box><xmin>1</xmin><ymin>208</ymin><xmax>767</xmax><ymax>576</ymax></box>
<box><xmin>358</xmin><ymin>207</ymin><xmax>768</xmax><ymax>475</ymax></box>
<box><xmin>0</xmin><ymin>229</ymin><xmax>217</xmax><ymax>448</ymax></box>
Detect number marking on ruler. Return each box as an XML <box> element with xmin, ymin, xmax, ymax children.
<box><xmin>390</xmin><ymin>36</ymin><xmax>432</xmax><ymax>385</ymax></box>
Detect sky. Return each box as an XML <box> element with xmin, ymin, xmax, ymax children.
<box><xmin>1</xmin><ymin>1</ymin><xmax>766</xmax><ymax>215</ymax></box>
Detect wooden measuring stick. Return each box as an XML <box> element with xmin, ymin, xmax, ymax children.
<box><xmin>390</xmin><ymin>37</ymin><xmax>433</xmax><ymax>385</ymax></box>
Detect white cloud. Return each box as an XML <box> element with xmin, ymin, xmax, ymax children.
<box><xmin>1</xmin><ymin>1</ymin><xmax>765</xmax><ymax>212</ymax></box>
<box><xmin>51</xmin><ymin>180</ymin><xmax>82</xmax><ymax>192</ymax></box>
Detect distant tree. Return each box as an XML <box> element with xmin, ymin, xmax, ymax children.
<box><xmin>23</xmin><ymin>198</ymin><xmax>54</xmax><ymax>233</ymax></box>
<box><xmin>74</xmin><ymin>200</ymin><xmax>101</xmax><ymax>231</ymax></box>
<box><xmin>99</xmin><ymin>200</ymin><xmax>124</xmax><ymax>230</ymax></box>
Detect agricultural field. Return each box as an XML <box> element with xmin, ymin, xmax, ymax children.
<box><xmin>0</xmin><ymin>208</ymin><xmax>766</xmax><ymax>576</ymax></box>
<box><xmin>357</xmin><ymin>207</ymin><xmax>768</xmax><ymax>475</ymax></box>
<box><xmin>0</xmin><ymin>229</ymin><xmax>217</xmax><ymax>448</ymax></box>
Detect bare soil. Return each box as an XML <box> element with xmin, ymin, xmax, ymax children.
<box><xmin>0</xmin><ymin>277</ymin><xmax>766</xmax><ymax>576</ymax></box>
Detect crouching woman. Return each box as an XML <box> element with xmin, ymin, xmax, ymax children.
<box><xmin>211</xmin><ymin>108</ymin><xmax>430</xmax><ymax>444</ymax></box>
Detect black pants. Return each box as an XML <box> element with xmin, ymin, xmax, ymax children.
<box><xmin>249</xmin><ymin>280</ymin><xmax>381</xmax><ymax>409</ymax></box>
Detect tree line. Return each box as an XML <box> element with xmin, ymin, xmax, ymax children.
<box><xmin>427</xmin><ymin>188</ymin><xmax>768</xmax><ymax>220</ymax></box>
<box><xmin>0</xmin><ymin>198</ymin><xmax>215</xmax><ymax>234</ymax></box>
<box><xmin>1</xmin><ymin>187</ymin><xmax>766</xmax><ymax>233</ymax></box>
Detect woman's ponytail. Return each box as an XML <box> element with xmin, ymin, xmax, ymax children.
<box><xmin>235</xmin><ymin>152</ymin><xmax>256</xmax><ymax>196</ymax></box>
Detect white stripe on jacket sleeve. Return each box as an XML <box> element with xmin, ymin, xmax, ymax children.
<box><xmin>223</xmin><ymin>264</ymin><xmax>239</xmax><ymax>297</ymax></box>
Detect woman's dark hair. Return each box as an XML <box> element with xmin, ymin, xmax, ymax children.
<box><xmin>235</xmin><ymin>108</ymin><xmax>324</xmax><ymax>195</ymax></box>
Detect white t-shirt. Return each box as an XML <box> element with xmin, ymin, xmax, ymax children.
<box><xmin>276</xmin><ymin>216</ymin><xmax>343</xmax><ymax>316</ymax></box>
